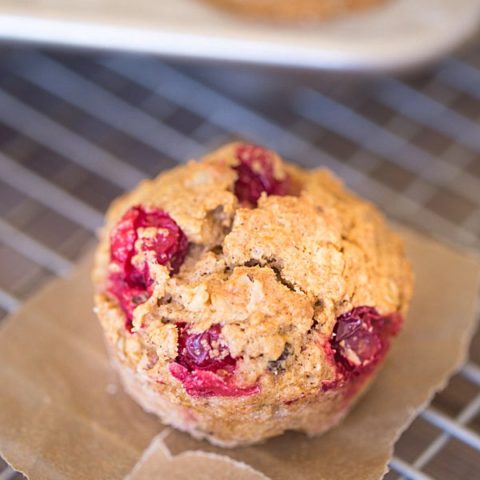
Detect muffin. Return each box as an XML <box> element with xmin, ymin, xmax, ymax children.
<box><xmin>201</xmin><ymin>0</ymin><xmax>386</xmax><ymax>22</ymax></box>
<box><xmin>93</xmin><ymin>143</ymin><xmax>413</xmax><ymax>447</ymax></box>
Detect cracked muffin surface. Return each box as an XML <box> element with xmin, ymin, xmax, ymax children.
<box><xmin>93</xmin><ymin>142</ymin><xmax>413</xmax><ymax>446</ymax></box>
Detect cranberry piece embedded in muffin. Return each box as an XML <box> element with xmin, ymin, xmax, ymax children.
<box><xmin>234</xmin><ymin>144</ymin><xmax>289</xmax><ymax>205</ymax></box>
<box><xmin>176</xmin><ymin>323</ymin><xmax>236</xmax><ymax>373</ymax></box>
<box><xmin>330</xmin><ymin>306</ymin><xmax>402</xmax><ymax>375</ymax></box>
<box><xmin>110</xmin><ymin>205</ymin><xmax>188</xmax><ymax>282</ymax></box>
<box><xmin>107</xmin><ymin>275</ymin><xmax>150</xmax><ymax>327</ymax></box>
<box><xmin>171</xmin><ymin>323</ymin><xmax>259</xmax><ymax>397</ymax></box>
<box><xmin>108</xmin><ymin>205</ymin><xmax>188</xmax><ymax>330</ymax></box>
<box><xmin>170</xmin><ymin>363</ymin><xmax>259</xmax><ymax>398</ymax></box>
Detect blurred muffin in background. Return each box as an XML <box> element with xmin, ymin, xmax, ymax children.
<box><xmin>201</xmin><ymin>0</ymin><xmax>387</xmax><ymax>22</ymax></box>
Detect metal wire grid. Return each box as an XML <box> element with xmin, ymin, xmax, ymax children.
<box><xmin>0</xmin><ymin>44</ymin><xmax>479</xmax><ymax>480</ymax></box>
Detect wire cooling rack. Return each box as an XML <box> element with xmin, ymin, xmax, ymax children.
<box><xmin>0</xmin><ymin>43</ymin><xmax>480</xmax><ymax>480</ymax></box>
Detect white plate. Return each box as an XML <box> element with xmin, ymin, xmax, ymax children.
<box><xmin>0</xmin><ymin>0</ymin><xmax>479</xmax><ymax>71</ymax></box>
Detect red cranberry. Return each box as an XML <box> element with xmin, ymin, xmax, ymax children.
<box><xmin>233</xmin><ymin>144</ymin><xmax>289</xmax><ymax>206</ymax></box>
<box><xmin>330</xmin><ymin>306</ymin><xmax>402</xmax><ymax>375</ymax></box>
<box><xmin>176</xmin><ymin>323</ymin><xmax>236</xmax><ymax>373</ymax></box>
<box><xmin>107</xmin><ymin>274</ymin><xmax>150</xmax><ymax>329</ymax></box>
<box><xmin>169</xmin><ymin>363</ymin><xmax>259</xmax><ymax>398</ymax></box>
<box><xmin>171</xmin><ymin>323</ymin><xmax>258</xmax><ymax>397</ymax></box>
<box><xmin>107</xmin><ymin>206</ymin><xmax>188</xmax><ymax>330</ymax></box>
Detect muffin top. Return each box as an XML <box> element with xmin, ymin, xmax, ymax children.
<box><xmin>93</xmin><ymin>143</ymin><xmax>413</xmax><ymax>402</ymax></box>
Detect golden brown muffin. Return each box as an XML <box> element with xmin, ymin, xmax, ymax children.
<box><xmin>201</xmin><ymin>0</ymin><xmax>386</xmax><ymax>22</ymax></box>
<box><xmin>93</xmin><ymin>143</ymin><xmax>413</xmax><ymax>446</ymax></box>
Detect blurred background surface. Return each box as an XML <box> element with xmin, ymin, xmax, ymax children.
<box><xmin>1</xmin><ymin>6</ymin><xmax>480</xmax><ymax>480</ymax></box>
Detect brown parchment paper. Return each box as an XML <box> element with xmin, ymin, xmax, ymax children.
<box><xmin>0</xmin><ymin>228</ymin><xmax>479</xmax><ymax>480</ymax></box>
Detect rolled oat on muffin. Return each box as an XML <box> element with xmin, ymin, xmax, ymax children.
<box><xmin>93</xmin><ymin>143</ymin><xmax>413</xmax><ymax>447</ymax></box>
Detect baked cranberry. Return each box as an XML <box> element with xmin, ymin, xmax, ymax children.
<box><xmin>110</xmin><ymin>206</ymin><xmax>188</xmax><ymax>283</ymax></box>
<box><xmin>169</xmin><ymin>363</ymin><xmax>259</xmax><ymax>398</ymax></box>
<box><xmin>171</xmin><ymin>323</ymin><xmax>259</xmax><ymax>397</ymax></box>
<box><xmin>330</xmin><ymin>306</ymin><xmax>402</xmax><ymax>375</ymax></box>
<box><xmin>107</xmin><ymin>206</ymin><xmax>188</xmax><ymax>330</ymax></box>
<box><xmin>176</xmin><ymin>323</ymin><xmax>236</xmax><ymax>373</ymax></box>
<box><xmin>234</xmin><ymin>144</ymin><xmax>289</xmax><ymax>206</ymax></box>
<box><xmin>107</xmin><ymin>275</ymin><xmax>150</xmax><ymax>327</ymax></box>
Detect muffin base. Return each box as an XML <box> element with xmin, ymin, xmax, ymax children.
<box><xmin>113</xmin><ymin>354</ymin><xmax>378</xmax><ymax>447</ymax></box>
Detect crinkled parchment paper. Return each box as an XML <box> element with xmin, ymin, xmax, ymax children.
<box><xmin>0</xmin><ymin>228</ymin><xmax>479</xmax><ymax>480</ymax></box>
